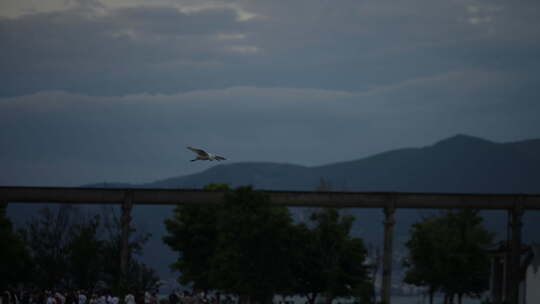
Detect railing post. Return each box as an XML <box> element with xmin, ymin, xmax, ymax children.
<box><xmin>509</xmin><ymin>201</ymin><xmax>524</xmax><ymax>304</ymax></box>
<box><xmin>381</xmin><ymin>203</ymin><xmax>395</xmax><ymax>304</ymax></box>
<box><xmin>120</xmin><ymin>190</ymin><xmax>133</xmax><ymax>287</ymax></box>
<box><xmin>491</xmin><ymin>255</ymin><xmax>503</xmax><ymax>304</ymax></box>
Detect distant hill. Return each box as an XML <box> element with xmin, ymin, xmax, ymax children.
<box><xmin>141</xmin><ymin>134</ymin><xmax>540</xmax><ymax>194</ymax></box>
<box><xmin>8</xmin><ymin>134</ymin><xmax>540</xmax><ymax>288</ymax></box>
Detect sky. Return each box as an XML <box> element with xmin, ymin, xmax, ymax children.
<box><xmin>1</xmin><ymin>0</ymin><xmax>540</xmax><ymax>186</ymax></box>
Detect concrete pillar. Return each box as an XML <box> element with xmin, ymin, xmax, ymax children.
<box><xmin>509</xmin><ymin>204</ymin><xmax>523</xmax><ymax>304</ymax></box>
<box><xmin>120</xmin><ymin>190</ymin><xmax>133</xmax><ymax>284</ymax></box>
<box><xmin>381</xmin><ymin>205</ymin><xmax>395</xmax><ymax>304</ymax></box>
<box><xmin>491</xmin><ymin>256</ymin><xmax>503</xmax><ymax>304</ymax></box>
<box><xmin>504</xmin><ymin>210</ymin><xmax>512</xmax><ymax>300</ymax></box>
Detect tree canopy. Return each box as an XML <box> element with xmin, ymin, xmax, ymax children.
<box><xmin>403</xmin><ymin>209</ymin><xmax>493</xmax><ymax>304</ymax></box>
<box><xmin>67</xmin><ymin>214</ymin><xmax>103</xmax><ymax>289</ymax></box>
<box><xmin>0</xmin><ymin>203</ymin><xmax>32</xmax><ymax>289</ymax></box>
<box><xmin>17</xmin><ymin>205</ymin><xmax>159</xmax><ymax>292</ymax></box>
<box><xmin>163</xmin><ymin>184</ymin><xmax>221</xmax><ymax>291</ymax></box>
<box><xmin>293</xmin><ymin>208</ymin><xmax>369</xmax><ymax>304</ymax></box>
<box><xmin>164</xmin><ymin>185</ymin><xmax>370</xmax><ymax>304</ymax></box>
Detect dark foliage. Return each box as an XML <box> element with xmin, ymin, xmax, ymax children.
<box><xmin>0</xmin><ymin>203</ymin><xmax>32</xmax><ymax>289</ymax></box>
<box><xmin>16</xmin><ymin>205</ymin><xmax>159</xmax><ymax>292</ymax></box>
<box><xmin>403</xmin><ymin>210</ymin><xmax>493</xmax><ymax>302</ymax></box>
<box><xmin>164</xmin><ymin>185</ymin><xmax>370</xmax><ymax>303</ymax></box>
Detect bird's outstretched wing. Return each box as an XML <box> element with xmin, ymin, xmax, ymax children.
<box><xmin>215</xmin><ymin>156</ymin><xmax>226</xmax><ymax>161</ymax></box>
<box><xmin>186</xmin><ymin>146</ymin><xmax>208</xmax><ymax>157</ymax></box>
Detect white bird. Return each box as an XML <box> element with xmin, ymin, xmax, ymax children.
<box><xmin>186</xmin><ymin>146</ymin><xmax>226</xmax><ymax>162</ymax></box>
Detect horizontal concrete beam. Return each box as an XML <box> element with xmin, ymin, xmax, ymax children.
<box><xmin>1</xmin><ymin>186</ymin><xmax>540</xmax><ymax>209</ymax></box>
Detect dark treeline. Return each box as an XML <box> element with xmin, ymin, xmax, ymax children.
<box><xmin>162</xmin><ymin>184</ymin><xmax>493</xmax><ymax>304</ymax></box>
<box><xmin>2</xmin><ymin>183</ymin><xmax>494</xmax><ymax>304</ymax></box>
<box><xmin>0</xmin><ymin>203</ymin><xmax>159</xmax><ymax>293</ymax></box>
<box><xmin>163</xmin><ymin>184</ymin><xmax>372</xmax><ymax>304</ymax></box>
<box><xmin>403</xmin><ymin>210</ymin><xmax>493</xmax><ymax>304</ymax></box>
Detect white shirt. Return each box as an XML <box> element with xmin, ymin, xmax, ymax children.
<box><xmin>78</xmin><ymin>295</ymin><xmax>87</xmax><ymax>304</ymax></box>
<box><xmin>55</xmin><ymin>294</ymin><xmax>65</xmax><ymax>304</ymax></box>
<box><xmin>144</xmin><ymin>293</ymin><xmax>150</xmax><ymax>304</ymax></box>
<box><xmin>124</xmin><ymin>294</ymin><xmax>135</xmax><ymax>304</ymax></box>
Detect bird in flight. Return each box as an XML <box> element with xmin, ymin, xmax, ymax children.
<box><xmin>186</xmin><ymin>146</ymin><xmax>226</xmax><ymax>162</ymax></box>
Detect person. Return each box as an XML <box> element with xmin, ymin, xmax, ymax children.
<box><xmin>11</xmin><ymin>290</ymin><xmax>19</xmax><ymax>304</ymax></box>
<box><xmin>46</xmin><ymin>291</ymin><xmax>56</xmax><ymax>304</ymax></box>
<box><xmin>88</xmin><ymin>294</ymin><xmax>97</xmax><ymax>304</ymax></box>
<box><xmin>55</xmin><ymin>293</ymin><xmax>65</xmax><ymax>304</ymax></box>
<box><xmin>149</xmin><ymin>293</ymin><xmax>158</xmax><ymax>304</ymax></box>
<box><xmin>1</xmin><ymin>291</ymin><xmax>10</xmax><ymax>304</ymax></box>
<box><xmin>105</xmin><ymin>293</ymin><xmax>113</xmax><ymax>304</ymax></box>
<box><xmin>136</xmin><ymin>292</ymin><xmax>146</xmax><ymax>304</ymax></box>
<box><xmin>168</xmin><ymin>293</ymin><xmax>178</xmax><ymax>304</ymax></box>
<box><xmin>65</xmin><ymin>291</ymin><xmax>76</xmax><ymax>304</ymax></box>
<box><xmin>214</xmin><ymin>292</ymin><xmax>220</xmax><ymax>304</ymax></box>
<box><xmin>180</xmin><ymin>292</ymin><xmax>191</xmax><ymax>304</ymax></box>
<box><xmin>29</xmin><ymin>290</ymin><xmax>42</xmax><ymax>304</ymax></box>
<box><xmin>96</xmin><ymin>293</ymin><xmax>106</xmax><ymax>304</ymax></box>
<box><xmin>78</xmin><ymin>291</ymin><xmax>87</xmax><ymax>304</ymax></box>
<box><xmin>124</xmin><ymin>293</ymin><xmax>135</xmax><ymax>304</ymax></box>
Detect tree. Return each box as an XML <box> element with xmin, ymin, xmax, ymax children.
<box><xmin>20</xmin><ymin>205</ymin><xmax>158</xmax><ymax>292</ymax></box>
<box><xmin>0</xmin><ymin>203</ymin><xmax>31</xmax><ymax>289</ymax></box>
<box><xmin>164</xmin><ymin>185</ymin><xmax>370</xmax><ymax>304</ymax></box>
<box><xmin>294</xmin><ymin>208</ymin><xmax>369</xmax><ymax>304</ymax></box>
<box><xmin>164</xmin><ymin>185</ymin><xmax>299</xmax><ymax>303</ymax></box>
<box><xmin>127</xmin><ymin>260</ymin><xmax>161</xmax><ymax>291</ymax></box>
<box><xmin>440</xmin><ymin>210</ymin><xmax>493</xmax><ymax>302</ymax></box>
<box><xmin>100</xmin><ymin>206</ymin><xmax>159</xmax><ymax>293</ymax></box>
<box><xmin>402</xmin><ymin>217</ymin><xmax>442</xmax><ymax>304</ymax></box>
<box><xmin>210</xmin><ymin>186</ymin><xmax>297</xmax><ymax>303</ymax></box>
<box><xmin>163</xmin><ymin>184</ymin><xmax>223</xmax><ymax>291</ymax></box>
<box><xmin>22</xmin><ymin>205</ymin><xmax>75</xmax><ymax>288</ymax></box>
<box><xmin>67</xmin><ymin>214</ymin><xmax>103</xmax><ymax>290</ymax></box>
<box><xmin>403</xmin><ymin>210</ymin><xmax>493</xmax><ymax>304</ymax></box>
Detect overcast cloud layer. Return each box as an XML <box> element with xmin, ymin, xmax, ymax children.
<box><xmin>1</xmin><ymin>0</ymin><xmax>540</xmax><ymax>186</ymax></box>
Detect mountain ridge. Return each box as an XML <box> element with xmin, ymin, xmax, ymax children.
<box><xmin>124</xmin><ymin>134</ymin><xmax>540</xmax><ymax>194</ymax></box>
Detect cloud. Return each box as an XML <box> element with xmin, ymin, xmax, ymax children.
<box><xmin>1</xmin><ymin>0</ymin><xmax>540</xmax><ymax>97</ymax></box>
<box><xmin>0</xmin><ymin>3</ymin><xmax>253</xmax><ymax>96</ymax></box>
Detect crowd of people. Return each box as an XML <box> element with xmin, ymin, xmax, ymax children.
<box><xmin>1</xmin><ymin>289</ymin><xmax>228</xmax><ymax>304</ymax></box>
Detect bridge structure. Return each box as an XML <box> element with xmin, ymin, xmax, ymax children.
<box><xmin>2</xmin><ymin>186</ymin><xmax>540</xmax><ymax>304</ymax></box>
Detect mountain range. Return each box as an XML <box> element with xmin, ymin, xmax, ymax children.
<box><xmin>7</xmin><ymin>134</ymin><xmax>540</xmax><ymax>289</ymax></box>
<box><xmin>141</xmin><ymin>134</ymin><xmax>540</xmax><ymax>193</ymax></box>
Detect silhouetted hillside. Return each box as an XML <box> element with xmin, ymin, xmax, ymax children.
<box><xmin>144</xmin><ymin>162</ymin><xmax>312</xmax><ymax>190</ymax></box>
<box><xmin>142</xmin><ymin>134</ymin><xmax>540</xmax><ymax>194</ymax></box>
